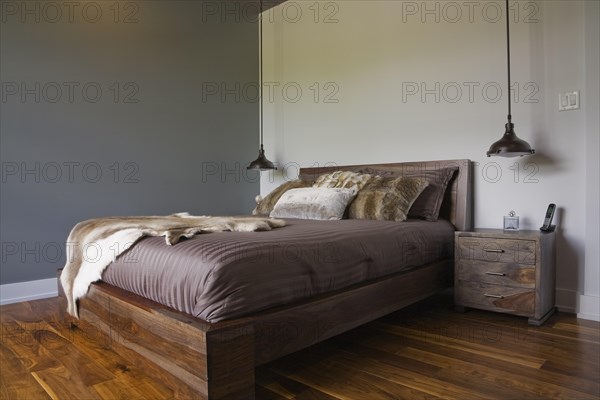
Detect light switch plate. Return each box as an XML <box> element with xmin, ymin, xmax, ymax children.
<box><xmin>559</xmin><ymin>91</ymin><xmax>580</xmax><ymax>111</ymax></box>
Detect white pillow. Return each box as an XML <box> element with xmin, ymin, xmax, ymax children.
<box><xmin>270</xmin><ymin>188</ymin><xmax>357</xmax><ymax>220</ymax></box>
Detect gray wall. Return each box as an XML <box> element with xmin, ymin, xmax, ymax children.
<box><xmin>0</xmin><ymin>1</ymin><xmax>260</xmax><ymax>284</ymax></box>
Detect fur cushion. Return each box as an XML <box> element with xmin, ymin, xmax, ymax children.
<box><xmin>270</xmin><ymin>187</ymin><xmax>357</xmax><ymax>220</ymax></box>
<box><xmin>349</xmin><ymin>177</ymin><xmax>429</xmax><ymax>221</ymax></box>
<box><xmin>313</xmin><ymin>171</ymin><xmax>373</xmax><ymax>191</ymax></box>
<box><xmin>252</xmin><ymin>179</ymin><xmax>312</xmax><ymax>216</ymax></box>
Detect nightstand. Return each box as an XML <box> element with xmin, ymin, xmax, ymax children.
<box><xmin>454</xmin><ymin>229</ymin><xmax>556</xmax><ymax>326</ymax></box>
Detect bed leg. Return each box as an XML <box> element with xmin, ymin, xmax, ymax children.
<box><xmin>206</xmin><ymin>324</ymin><xmax>256</xmax><ymax>400</ymax></box>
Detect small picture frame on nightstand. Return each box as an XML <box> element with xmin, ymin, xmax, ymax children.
<box><xmin>503</xmin><ymin>211</ymin><xmax>519</xmax><ymax>231</ymax></box>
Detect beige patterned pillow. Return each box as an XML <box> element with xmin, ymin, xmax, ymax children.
<box><xmin>252</xmin><ymin>179</ymin><xmax>312</xmax><ymax>216</ymax></box>
<box><xmin>270</xmin><ymin>188</ymin><xmax>357</xmax><ymax>220</ymax></box>
<box><xmin>313</xmin><ymin>171</ymin><xmax>373</xmax><ymax>191</ymax></box>
<box><xmin>349</xmin><ymin>176</ymin><xmax>429</xmax><ymax>221</ymax></box>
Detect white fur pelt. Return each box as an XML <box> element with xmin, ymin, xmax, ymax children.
<box><xmin>60</xmin><ymin>213</ymin><xmax>286</xmax><ymax>318</ymax></box>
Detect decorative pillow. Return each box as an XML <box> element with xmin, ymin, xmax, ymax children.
<box><xmin>348</xmin><ymin>177</ymin><xmax>429</xmax><ymax>221</ymax></box>
<box><xmin>270</xmin><ymin>188</ymin><xmax>357</xmax><ymax>220</ymax></box>
<box><xmin>313</xmin><ymin>171</ymin><xmax>373</xmax><ymax>191</ymax></box>
<box><xmin>252</xmin><ymin>179</ymin><xmax>312</xmax><ymax>216</ymax></box>
<box><xmin>406</xmin><ymin>166</ymin><xmax>458</xmax><ymax>221</ymax></box>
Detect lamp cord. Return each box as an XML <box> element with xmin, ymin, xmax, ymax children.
<box><xmin>506</xmin><ymin>0</ymin><xmax>512</xmax><ymax>122</ymax></box>
<box><xmin>259</xmin><ymin>0</ymin><xmax>264</xmax><ymax>147</ymax></box>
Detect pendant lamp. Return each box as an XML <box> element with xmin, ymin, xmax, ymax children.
<box><xmin>487</xmin><ymin>0</ymin><xmax>535</xmax><ymax>157</ymax></box>
<box><xmin>247</xmin><ymin>0</ymin><xmax>276</xmax><ymax>170</ymax></box>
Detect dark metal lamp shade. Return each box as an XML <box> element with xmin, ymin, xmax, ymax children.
<box><xmin>247</xmin><ymin>145</ymin><xmax>276</xmax><ymax>170</ymax></box>
<box><xmin>487</xmin><ymin>122</ymin><xmax>535</xmax><ymax>157</ymax></box>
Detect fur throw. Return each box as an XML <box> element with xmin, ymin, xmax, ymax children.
<box><xmin>60</xmin><ymin>213</ymin><xmax>286</xmax><ymax>318</ymax></box>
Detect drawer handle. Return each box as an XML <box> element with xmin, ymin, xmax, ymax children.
<box><xmin>484</xmin><ymin>249</ymin><xmax>505</xmax><ymax>253</ymax></box>
<box><xmin>484</xmin><ymin>294</ymin><xmax>505</xmax><ymax>299</ymax></box>
<box><xmin>485</xmin><ymin>272</ymin><xmax>506</xmax><ymax>276</ymax></box>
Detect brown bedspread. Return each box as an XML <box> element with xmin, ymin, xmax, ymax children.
<box><xmin>101</xmin><ymin>218</ymin><xmax>455</xmax><ymax>322</ymax></box>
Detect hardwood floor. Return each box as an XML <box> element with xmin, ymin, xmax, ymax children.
<box><xmin>1</xmin><ymin>294</ymin><xmax>598</xmax><ymax>400</ymax></box>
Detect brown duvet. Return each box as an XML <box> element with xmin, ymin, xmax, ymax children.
<box><xmin>101</xmin><ymin>218</ymin><xmax>455</xmax><ymax>322</ymax></box>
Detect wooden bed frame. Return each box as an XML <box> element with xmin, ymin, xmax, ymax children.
<box><xmin>58</xmin><ymin>159</ymin><xmax>473</xmax><ymax>400</ymax></box>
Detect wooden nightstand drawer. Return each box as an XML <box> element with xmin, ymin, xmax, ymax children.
<box><xmin>456</xmin><ymin>281</ymin><xmax>535</xmax><ymax>315</ymax></box>
<box><xmin>454</xmin><ymin>229</ymin><xmax>556</xmax><ymax>325</ymax></box>
<box><xmin>457</xmin><ymin>237</ymin><xmax>536</xmax><ymax>265</ymax></box>
<box><xmin>457</xmin><ymin>261</ymin><xmax>535</xmax><ymax>288</ymax></box>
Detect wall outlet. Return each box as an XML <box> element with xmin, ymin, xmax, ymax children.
<box><xmin>559</xmin><ymin>91</ymin><xmax>580</xmax><ymax>111</ymax></box>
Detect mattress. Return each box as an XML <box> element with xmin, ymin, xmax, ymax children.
<box><xmin>101</xmin><ymin>218</ymin><xmax>455</xmax><ymax>322</ymax></box>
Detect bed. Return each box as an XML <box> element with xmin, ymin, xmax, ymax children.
<box><xmin>58</xmin><ymin>159</ymin><xmax>473</xmax><ymax>400</ymax></box>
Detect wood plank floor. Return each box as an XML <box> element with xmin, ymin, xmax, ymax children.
<box><xmin>1</xmin><ymin>294</ymin><xmax>598</xmax><ymax>400</ymax></box>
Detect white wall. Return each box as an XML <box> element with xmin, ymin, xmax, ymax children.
<box><xmin>260</xmin><ymin>0</ymin><xmax>599</xmax><ymax>319</ymax></box>
<box><xmin>583</xmin><ymin>0</ymin><xmax>600</xmax><ymax>320</ymax></box>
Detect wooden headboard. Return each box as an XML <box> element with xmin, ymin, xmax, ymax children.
<box><xmin>299</xmin><ymin>159</ymin><xmax>473</xmax><ymax>231</ymax></box>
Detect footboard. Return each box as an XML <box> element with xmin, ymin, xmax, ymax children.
<box><xmin>58</xmin><ymin>259</ymin><xmax>452</xmax><ymax>399</ymax></box>
<box><xmin>57</xmin><ymin>274</ymin><xmax>255</xmax><ymax>400</ymax></box>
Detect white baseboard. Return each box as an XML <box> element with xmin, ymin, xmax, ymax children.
<box><xmin>555</xmin><ymin>288</ymin><xmax>600</xmax><ymax>321</ymax></box>
<box><xmin>578</xmin><ymin>294</ymin><xmax>600</xmax><ymax>322</ymax></box>
<box><xmin>0</xmin><ymin>278</ymin><xmax>58</xmax><ymax>305</ymax></box>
